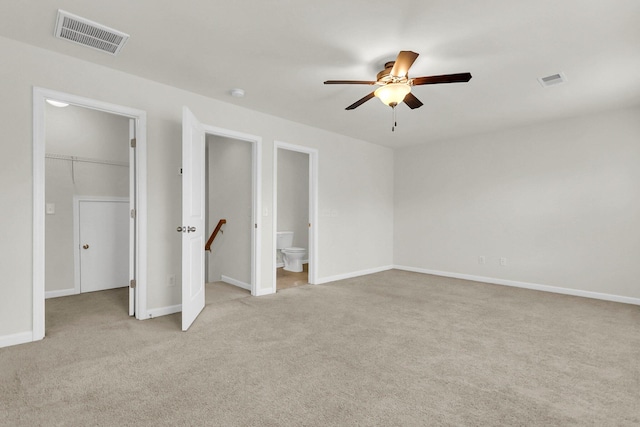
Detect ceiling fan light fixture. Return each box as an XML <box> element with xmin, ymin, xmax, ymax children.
<box><xmin>374</xmin><ymin>83</ymin><xmax>411</xmax><ymax>107</ymax></box>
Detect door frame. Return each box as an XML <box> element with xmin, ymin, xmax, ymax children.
<box><xmin>73</xmin><ymin>196</ymin><xmax>129</xmax><ymax>295</ymax></box>
<box><xmin>273</xmin><ymin>141</ymin><xmax>319</xmax><ymax>292</ymax></box>
<box><xmin>32</xmin><ymin>87</ymin><xmax>148</xmax><ymax>341</ymax></box>
<box><xmin>201</xmin><ymin>124</ymin><xmax>262</xmax><ymax>296</ymax></box>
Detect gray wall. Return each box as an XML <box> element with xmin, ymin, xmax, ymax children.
<box><xmin>394</xmin><ymin>107</ymin><xmax>640</xmax><ymax>299</ymax></box>
<box><xmin>277</xmin><ymin>149</ymin><xmax>309</xmax><ymax>252</ymax></box>
<box><xmin>46</xmin><ymin>103</ymin><xmax>130</xmax><ymax>162</ymax></box>
<box><xmin>4</xmin><ymin>32</ymin><xmax>638</xmax><ymax>345</ymax></box>
<box><xmin>206</xmin><ymin>135</ymin><xmax>252</xmax><ymax>286</ymax></box>
<box><xmin>45</xmin><ymin>104</ymin><xmax>129</xmax><ymax>294</ymax></box>
<box><xmin>0</xmin><ymin>35</ymin><xmax>395</xmax><ymax>340</ymax></box>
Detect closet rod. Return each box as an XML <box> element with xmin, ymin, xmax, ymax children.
<box><xmin>45</xmin><ymin>153</ymin><xmax>128</xmax><ymax>167</ymax></box>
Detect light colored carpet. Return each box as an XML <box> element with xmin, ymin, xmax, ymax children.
<box><xmin>206</xmin><ymin>281</ymin><xmax>251</xmax><ymax>305</ymax></box>
<box><xmin>1</xmin><ymin>270</ymin><xmax>639</xmax><ymax>426</ymax></box>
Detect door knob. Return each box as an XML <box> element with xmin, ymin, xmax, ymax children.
<box><xmin>187</xmin><ymin>226</ymin><xmax>196</xmax><ymax>233</ymax></box>
<box><xmin>83</xmin><ymin>244</ymin><xmax>89</xmax><ymax>249</ymax></box>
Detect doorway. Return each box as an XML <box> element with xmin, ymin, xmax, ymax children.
<box><xmin>180</xmin><ymin>107</ymin><xmax>262</xmax><ymax>331</ymax></box>
<box><xmin>44</xmin><ymin>102</ymin><xmax>130</xmax><ymax>300</ymax></box>
<box><xmin>273</xmin><ymin>141</ymin><xmax>318</xmax><ymax>292</ymax></box>
<box><xmin>33</xmin><ymin>87</ymin><xmax>147</xmax><ymax>342</ymax></box>
<box><xmin>206</xmin><ymin>135</ymin><xmax>253</xmax><ymax>291</ymax></box>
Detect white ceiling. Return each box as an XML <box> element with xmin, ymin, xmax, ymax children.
<box><xmin>2</xmin><ymin>0</ymin><xmax>639</xmax><ymax>148</ymax></box>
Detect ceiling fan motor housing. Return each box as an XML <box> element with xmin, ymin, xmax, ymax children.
<box><xmin>377</xmin><ymin>62</ymin><xmax>396</xmax><ymax>83</ymax></box>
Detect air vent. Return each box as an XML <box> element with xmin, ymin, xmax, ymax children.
<box><xmin>54</xmin><ymin>10</ymin><xmax>129</xmax><ymax>55</ymax></box>
<box><xmin>537</xmin><ymin>72</ymin><xmax>567</xmax><ymax>88</ymax></box>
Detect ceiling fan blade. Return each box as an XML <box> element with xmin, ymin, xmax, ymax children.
<box><xmin>324</xmin><ymin>80</ymin><xmax>376</xmax><ymax>85</ymax></box>
<box><xmin>390</xmin><ymin>51</ymin><xmax>419</xmax><ymax>78</ymax></box>
<box><xmin>346</xmin><ymin>92</ymin><xmax>376</xmax><ymax>110</ymax></box>
<box><xmin>411</xmin><ymin>72</ymin><xmax>472</xmax><ymax>86</ymax></box>
<box><xmin>403</xmin><ymin>92</ymin><xmax>423</xmax><ymax>109</ymax></box>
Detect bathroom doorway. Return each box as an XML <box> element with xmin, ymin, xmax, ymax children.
<box><xmin>273</xmin><ymin>142</ymin><xmax>318</xmax><ymax>292</ymax></box>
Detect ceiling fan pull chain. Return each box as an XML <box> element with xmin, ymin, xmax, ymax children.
<box><xmin>395</xmin><ymin>106</ymin><xmax>398</xmax><ymax>129</ymax></box>
<box><xmin>392</xmin><ymin>105</ymin><xmax>397</xmax><ymax>132</ymax></box>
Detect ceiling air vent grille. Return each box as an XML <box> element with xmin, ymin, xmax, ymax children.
<box><xmin>538</xmin><ymin>72</ymin><xmax>567</xmax><ymax>87</ymax></box>
<box><xmin>54</xmin><ymin>10</ymin><xmax>129</xmax><ymax>55</ymax></box>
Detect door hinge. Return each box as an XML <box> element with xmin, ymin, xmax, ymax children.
<box><xmin>131</xmin><ymin>209</ymin><xmax>136</xmax><ymax>219</ymax></box>
<box><xmin>130</xmin><ymin>138</ymin><xmax>137</xmax><ymax>148</ymax></box>
<box><xmin>130</xmin><ymin>279</ymin><xmax>136</xmax><ymax>289</ymax></box>
<box><xmin>255</xmin><ymin>223</ymin><xmax>258</xmax><ymax>229</ymax></box>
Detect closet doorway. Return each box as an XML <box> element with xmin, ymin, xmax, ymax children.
<box><xmin>32</xmin><ymin>88</ymin><xmax>147</xmax><ymax>342</ymax></box>
<box><xmin>44</xmin><ymin>105</ymin><xmax>130</xmax><ymax>299</ymax></box>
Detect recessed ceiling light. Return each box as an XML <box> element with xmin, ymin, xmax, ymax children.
<box><xmin>230</xmin><ymin>88</ymin><xmax>245</xmax><ymax>98</ymax></box>
<box><xmin>46</xmin><ymin>99</ymin><xmax>69</xmax><ymax>107</ymax></box>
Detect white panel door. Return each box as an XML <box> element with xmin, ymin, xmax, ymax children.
<box><xmin>79</xmin><ymin>200</ymin><xmax>129</xmax><ymax>293</ymax></box>
<box><xmin>181</xmin><ymin>107</ymin><xmax>206</xmax><ymax>331</ymax></box>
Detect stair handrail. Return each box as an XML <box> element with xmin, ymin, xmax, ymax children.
<box><xmin>205</xmin><ymin>219</ymin><xmax>227</xmax><ymax>252</ymax></box>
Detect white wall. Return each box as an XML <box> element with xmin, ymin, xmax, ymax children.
<box><xmin>206</xmin><ymin>135</ymin><xmax>252</xmax><ymax>286</ymax></box>
<box><xmin>394</xmin><ymin>107</ymin><xmax>640</xmax><ymax>300</ymax></box>
<box><xmin>277</xmin><ymin>149</ymin><xmax>309</xmax><ymax>252</ymax></box>
<box><xmin>46</xmin><ymin>103</ymin><xmax>130</xmax><ymax>162</ymax></box>
<box><xmin>45</xmin><ymin>105</ymin><xmax>129</xmax><ymax>294</ymax></box>
<box><xmin>0</xmin><ymin>36</ymin><xmax>394</xmax><ymax>341</ymax></box>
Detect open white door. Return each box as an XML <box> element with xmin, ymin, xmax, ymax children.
<box><xmin>181</xmin><ymin>107</ymin><xmax>206</xmax><ymax>331</ymax></box>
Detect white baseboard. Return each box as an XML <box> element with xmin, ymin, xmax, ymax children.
<box><xmin>316</xmin><ymin>265</ymin><xmax>394</xmax><ymax>285</ymax></box>
<box><xmin>394</xmin><ymin>265</ymin><xmax>640</xmax><ymax>306</ymax></box>
<box><xmin>221</xmin><ymin>275</ymin><xmax>251</xmax><ymax>291</ymax></box>
<box><xmin>146</xmin><ymin>304</ymin><xmax>181</xmax><ymax>319</ymax></box>
<box><xmin>254</xmin><ymin>287</ymin><xmax>275</xmax><ymax>296</ymax></box>
<box><xmin>0</xmin><ymin>331</ymin><xmax>34</xmax><ymax>349</ymax></box>
<box><xmin>45</xmin><ymin>288</ymin><xmax>76</xmax><ymax>299</ymax></box>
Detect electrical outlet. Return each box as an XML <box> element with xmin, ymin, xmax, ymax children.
<box><xmin>167</xmin><ymin>274</ymin><xmax>176</xmax><ymax>286</ymax></box>
<box><xmin>478</xmin><ymin>256</ymin><xmax>486</xmax><ymax>264</ymax></box>
<box><xmin>500</xmin><ymin>257</ymin><xmax>507</xmax><ymax>266</ymax></box>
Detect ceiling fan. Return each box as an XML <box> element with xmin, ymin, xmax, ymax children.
<box><xmin>324</xmin><ymin>50</ymin><xmax>472</xmax><ymax>111</ymax></box>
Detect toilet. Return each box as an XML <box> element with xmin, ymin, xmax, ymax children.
<box><xmin>276</xmin><ymin>231</ymin><xmax>306</xmax><ymax>272</ymax></box>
